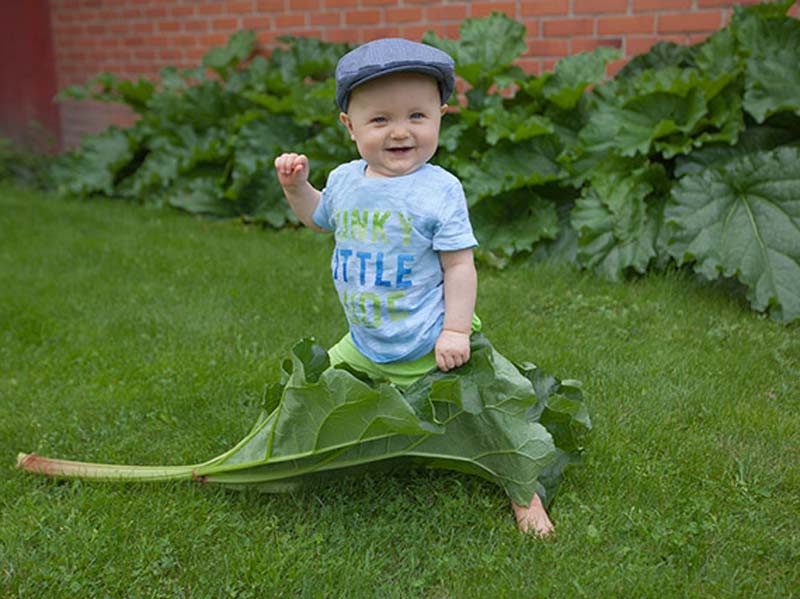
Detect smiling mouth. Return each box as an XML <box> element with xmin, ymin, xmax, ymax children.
<box><xmin>386</xmin><ymin>147</ymin><xmax>413</xmax><ymax>154</ymax></box>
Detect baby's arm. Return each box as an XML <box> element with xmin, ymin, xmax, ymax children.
<box><xmin>274</xmin><ymin>153</ymin><xmax>326</xmax><ymax>233</ymax></box>
<box><xmin>436</xmin><ymin>248</ymin><xmax>477</xmax><ymax>371</ymax></box>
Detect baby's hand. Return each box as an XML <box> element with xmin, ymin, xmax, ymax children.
<box><xmin>435</xmin><ymin>329</ymin><xmax>471</xmax><ymax>372</ymax></box>
<box><xmin>274</xmin><ymin>153</ymin><xmax>310</xmax><ymax>190</ymax></box>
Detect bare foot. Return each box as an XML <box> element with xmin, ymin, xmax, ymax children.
<box><xmin>512</xmin><ymin>493</ymin><xmax>555</xmax><ymax>537</ymax></box>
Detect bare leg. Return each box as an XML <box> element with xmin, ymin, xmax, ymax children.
<box><xmin>512</xmin><ymin>493</ymin><xmax>554</xmax><ymax>537</ymax></box>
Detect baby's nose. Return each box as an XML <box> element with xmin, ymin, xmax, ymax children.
<box><xmin>390</xmin><ymin>125</ymin><xmax>409</xmax><ymax>138</ymax></box>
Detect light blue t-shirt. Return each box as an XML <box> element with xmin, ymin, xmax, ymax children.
<box><xmin>313</xmin><ymin>159</ymin><xmax>478</xmax><ymax>363</ymax></box>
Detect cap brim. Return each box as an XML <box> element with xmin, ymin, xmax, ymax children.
<box><xmin>340</xmin><ymin>65</ymin><xmax>452</xmax><ymax>112</ymax></box>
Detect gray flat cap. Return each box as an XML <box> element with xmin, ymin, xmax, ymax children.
<box><xmin>335</xmin><ymin>38</ymin><xmax>455</xmax><ymax>112</ymax></box>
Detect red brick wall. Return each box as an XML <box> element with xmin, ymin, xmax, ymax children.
<box><xmin>48</xmin><ymin>0</ymin><xmax>799</xmax><ymax>148</ymax></box>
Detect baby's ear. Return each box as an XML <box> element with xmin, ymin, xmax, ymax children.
<box><xmin>440</xmin><ymin>104</ymin><xmax>448</xmax><ymax>116</ymax></box>
<box><xmin>339</xmin><ymin>112</ymin><xmax>355</xmax><ymax>139</ymax></box>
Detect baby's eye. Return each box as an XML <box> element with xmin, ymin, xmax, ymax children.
<box><xmin>410</xmin><ymin>112</ymin><xmax>425</xmax><ymax>120</ymax></box>
<box><xmin>370</xmin><ymin>116</ymin><xmax>387</xmax><ymax>124</ymax></box>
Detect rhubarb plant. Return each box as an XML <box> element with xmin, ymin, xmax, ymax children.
<box><xmin>50</xmin><ymin>4</ymin><xmax>800</xmax><ymax>322</ymax></box>
<box><xmin>17</xmin><ymin>335</ymin><xmax>590</xmax><ymax>509</ymax></box>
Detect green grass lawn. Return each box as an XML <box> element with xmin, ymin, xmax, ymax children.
<box><xmin>1</xmin><ymin>184</ymin><xmax>798</xmax><ymax>598</ymax></box>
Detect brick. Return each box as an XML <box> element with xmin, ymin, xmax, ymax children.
<box><xmin>363</xmin><ymin>26</ymin><xmax>402</xmax><ymax>40</ymax></box>
<box><xmin>184</xmin><ymin>19</ymin><xmax>210</xmax><ymax>33</ymax></box>
<box><xmin>169</xmin><ymin>6</ymin><xmax>195</xmax><ymax>17</ymax></box>
<box><xmin>212</xmin><ymin>17</ymin><xmax>239</xmax><ymax>31</ymax></box>
<box><xmin>242</xmin><ymin>16</ymin><xmax>272</xmax><ymax>29</ymax></box>
<box><xmin>471</xmin><ymin>2</ymin><xmax>516</xmax><ymax>18</ymax></box>
<box><xmin>658</xmin><ymin>11</ymin><xmax>722</xmax><ymax>33</ymax></box>
<box><xmin>199</xmin><ymin>33</ymin><xmax>229</xmax><ymax>46</ymax></box>
<box><xmin>257</xmin><ymin>0</ymin><xmax>285</xmax><ymax>10</ymax></box>
<box><xmin>134</xmin><ymin>49</ymin><xmax>157</xmax><ymax>60</ymax></box>
<box><xmin>625</xmin><ymin>34</ymin><xmax>687</xmax><ymax>55</ymax></box>
<box><xmin>197</xmin><ymin>4</ymin><xmax>225</xmax><ymax>16</ymax></box>
<box><xmin>323</xmin><ymin>28</ymin><xmax>360</xmax><ymax>43</ymax></box>
<box><xmin>133</xmin><ymin>21</ymin><xmax>154</xmax><ymax>34</ymax></box>
<box><xmin>345</xmin><ymin>9</ymin><xmax>382</xmax><ymax>25</ymax></box>
<box><xmin>159</xmin><ymin>49</ymin><xmax>183</xmax><ymax>61</ymax></box>
<box><xmin>173</xmin><ymin>34</ymin><xmax>199</xmax><ymax>47</ymax></box>
<box><xmin>426</xmin><ymin>4</ymin><xmax>469</xmax><ymax>21</ymax></box>
<box><xmin>400</xmin><ymin>24</ymin><xmax>437</xmax><ymax>40</ymax></box>
<box><xmin>521</xmin><ymin>19</ymin><xmax>541</xmax><ymax>35</ymax></box>
<box><xmin>361</xmin><ymin>0</ymin><xmax>397</xmax><ymax>5</ymax></box>
<box><xmin>122</xmin><ymin>37</ymin><xmax>144</xmax><ymax>48</ymax></box>
<box><xmin>571</xmin><ymin>37</ymin><xmax>622</xmax><ymax>53</ymax></box>
<box><xmin>527</xmin><ymin>38</ymin><xmax>569</xmax><ymax>56</ymax></box>
<box><xmin>157</xmin><ymin>21</ymin><xmax>181</xmax><ymax>33</ymax></box>
<box><xmin>633</xmin><ymin>0</ymin><xmax>692</xmax><ymax>11</ymax></box>
<box><xmin>310</xmin><ymin>12</ymin><xmax>341</xmax><ymax>26</ymax></box>
<box><xmin>146</xmin><ymin>36</ymin><xmax>171</xmax><ymax>48</ymax></box>
<box><xmin>297</xmin><ymin>28</ymin><xmax>323</xmax><ymax>38</ymax></box>
<box><xmin>289</xmin><ymin>0</ymin><xmax>321</xmax><ymax>9</ymax></box>
<box><xmin>697</xmin><ymin>0</ymin><xmax>758</xmax><ymax>6</ymax></box>
<box><xmin>325</xmin><ymin>0</ymin><xmax>359</xmax><ymax>7</ymax></box>
<box><xmin>226</xmin><ymin>1</ymin><xmax>256</xmax><ymax>13</ymax></box>
<box><xmin>63</xmin><ymin>50</ymin><xmax>87</xmax><ymax>62</ymax></box>
<box><xmin>543</xmin><ymin>18</ymin><xmax>594</xmax><ymax>37</ymax></box>
<box><xmin>597</xmin><ymin>15</ymin><xmax>654</xmax><ymax>35</ymax></box>
<box><xmin>386</xmin><ymin>7</ymin><xmax>423</xmax><ymax>22</ymax></box>
<box><xmin>144</xmin><ymin>6</ymin><xmax>167</xmax><ymax>18</ymax></box>
<box><xmin>521</xmin><ymin>0</ymin><xmax>568</xmax><ymax>16</ymax></box>
<box><xmin>276</xmin><ymin>14</ymin><xmax>305</xmax><ymax>27</ymax></box>
<box><xmin>574</xmin><ymin>0</ymin><xmax>627</xmax><ymax>14</ymax></box>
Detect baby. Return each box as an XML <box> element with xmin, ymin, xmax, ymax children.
<box><xmin>274</xmin><ymin>38</ymin><xmax>553</xmax><ymax>536</ymax></box>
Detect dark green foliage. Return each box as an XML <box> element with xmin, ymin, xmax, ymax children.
<box><xmin>55</xmin><ymin>33</ymin><xmax>356</xmax><ymax>224</ymax></box>
<box><xmin>0</xmin><ymin>137</ymin><xmax>55</xmax><ymax>190</ymax></box>
<box><xmin>53</xmin><ymin>4</ymin><xmax>800</xmax><ymax>321</ymax></box>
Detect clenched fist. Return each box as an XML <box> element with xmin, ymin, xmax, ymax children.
<box><xmin>274</xmin><ymin>153</ymin><xmax>310</xmax><ymax>190</ymax></box>
<box><xmin>435</xmin><ymin>329</ymin><xmax>471</xmax><ymax>372</ymax></box>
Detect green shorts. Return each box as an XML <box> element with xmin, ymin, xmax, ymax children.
<box><xmin>328</xmin><ymin>314</ymin><xmax>482</xmax><ymax>388</ymax></box>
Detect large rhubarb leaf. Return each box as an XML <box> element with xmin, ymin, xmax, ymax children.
<box><xmin>53</xmin><ymin>128</ymin><xmax>136</xmax><ymax>197</ymax></box>
<box><xmin>470</xmin><ymin>190</ymin><xmax>560</xmax><ymax>262</ymax></box>
<box><xmin>615</xmin><ymin>42</ymin><xmax>696</xmax><ymax>81</ymax></box>
<box><xmin>737</xmin><ymin>15</ymin><xmax>800</xmax><ymax>123</ymax></box>
<box><xmin>423</xmin><ymin>13</ymin><xmax>527</xmax><ymax>91</ymax></box>
<box><xmin>459</xmin><ymin>136</ymin><xmax>564</xmax><ymax>204</ymax></box>
<box><xmin>18</xmin><ymin>335</ymin><xmax>590</xmax><ymax>509</ymax></box>
<box><xmin>571</xmin><ymin>160</ymin><xmax>668</xmax><ymax>280</ymax></box>
<box><xmin>540</xmin><ymin>47</ymin><xmax>623</xmax><ymax>110</ymax></box>
<box><xmin>665</xmin><ymin>146</ymin><xmax>800</xmax><ymax>322</ymax></box>
<box><xmin>674</xmin><ymin>125</ymin><xmax>800</xmax><ymax>177</ymax></box>
<box><xmin>188</xmin><ymin>334</ymin><xmax>568</xmax><ymax>506</ymax></box>
<box><xmin>478</xmin><ymin>97</ymin><xmax>554</xmax><ymax>146</ymax></box>
<box><xmin>579</xmin><ymin>66</ymin><xmax>742</xmax><ymax>161</ymax></box>
<box><xmin>202</xmin><ymin>30</ymin><xmax>257</xmax><ymax>81</ymax></box>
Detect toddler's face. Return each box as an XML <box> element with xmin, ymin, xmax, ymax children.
<box><xmin>340</xmin><ymin>72</ymin><xmax>447</xmax><ymax>178</ymax></box>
